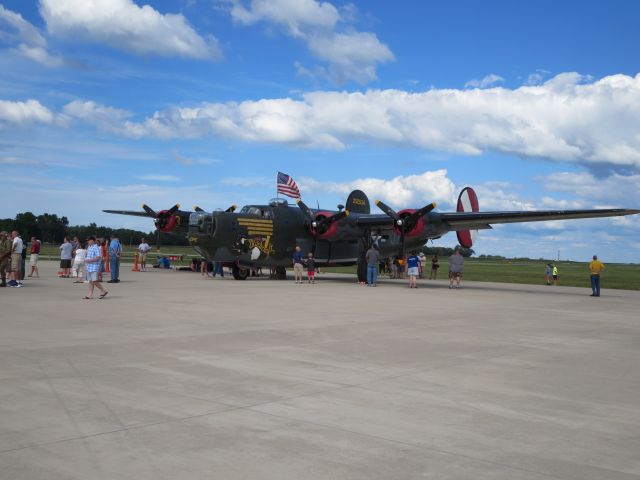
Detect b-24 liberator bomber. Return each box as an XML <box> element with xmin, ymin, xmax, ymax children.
<box><xmin>105</xmin><ymin>187</ymin><xmax>639</xmax><ymax>281</ymax></box>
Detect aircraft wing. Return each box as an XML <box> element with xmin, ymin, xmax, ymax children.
<box><xmin>103</xmin><ymin>209</ymin><xmax>154</xmax><ymax>218</ymax></box>
<box><xmin>437</xmin><ymin>208</ymin><xmax>640</xmax><ymax>231</ymax></box>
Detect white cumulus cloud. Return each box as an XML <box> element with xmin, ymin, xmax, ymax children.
<box><xmin>62</xmin><ymin>100</ymin><xmax>132</xmax><ymax>132</ymax></box>
<box><xmin>7</xmin><ymin>71</ymin><xmax>640</xmax><ymax>172</ymax></box>
<box><xmin>104</xmin><ymin>72</ymin><xmax>640</xmax><ymax>170</ymax></box>
<box><xmin>538</xmin><ymin>171</ymin><xmax>640</xmax><ymax>205</ymax></box>
<box><xmin>464</xmin><ymin>73</ymin><xmax>504</xmax><ymax>89</ymax></box>
<box><xmin>0</xmin><ymin>99</ymin><xmax>54</xmax><ymax>125</ymax></box>
<box><xmin>229</xmin><ymin>0</ymin><xmax>393</xmax><ymax>84</ymax></box>
<box><xmin>0</xmin><ymin>5</ymin><xmax>63</xmax><ymax>67</ymax></box>
<box><xmin>230</xmin><ymin>0</ymin><xmax>340</xmax><ymax>34</ymax></box>
<box><xmin>39</xmin><ymin>0</ymin><xmax>222</xmax><ymax>60</ymax></box>
<box><xmin>299</xmin><ymin>170</ymin><xmax>458</xmax><ymax>208</ymax></box>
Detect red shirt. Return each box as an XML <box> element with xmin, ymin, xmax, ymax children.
<box><xmin>30</xmin><ymin>241</ymin><xmax>41</xmax><ymax>254</ymax></box>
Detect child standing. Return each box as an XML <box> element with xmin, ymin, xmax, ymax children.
<box><xmin>306</xmin><ymin>252</ymin><xmax>316</xmax><ymax>284</ymax></box>
<box><xmin>72</xmin><ymin>243</ymin><xmax>87</xmax><ymax>283</ymax></box>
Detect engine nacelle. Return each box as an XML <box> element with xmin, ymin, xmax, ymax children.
<box><xmin>397</xmin><ymin>209</ymin><xmax>426</xmax><ymax>238</ymax></box>
<box><xmin>156</xmin><ymin>211</ymin><xmax>180</xmax><ymax>233</ymax></box>
<box><xmin>310</xmin><ymin>211</ymin><xmax>340</xmax><ymax>239</ymax></box>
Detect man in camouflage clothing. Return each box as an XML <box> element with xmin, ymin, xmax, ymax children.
<box><xmin>0</xmin><ymin>231</ymin><xmax>11</xmax><ymax>287</ymax></box>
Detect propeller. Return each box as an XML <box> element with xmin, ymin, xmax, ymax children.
<box><xmin>194</xmin><ymin>204</ymin><xmax>235</xmax><ymax>213</ymax></box>
<box><xmin>375</xmin><ymin>200</ymin><xmax>437</xmax><ymax>257</ymax></box>
<box><xmin>141</xmin><ymin>203</ymin><xmax>181</xmax><ymax>232</ymax></box>
<box><xmin>296</xmin><ymin>199</ymin><xmax>349</xmax><ymax>253</ymax></box>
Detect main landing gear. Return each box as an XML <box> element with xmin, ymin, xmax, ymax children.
<box><xmin>232</xmin><ymin>265</ymin><xmax>249</xmax><ymax>280</ymax></box>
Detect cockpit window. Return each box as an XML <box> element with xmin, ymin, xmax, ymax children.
<box><xmin>239</xmin><ymin>206</ymin><xmax>272</xmax><ymax>217</ymax></box>
<box><xmin>189</xmin><ymin>212</ymin><xmax>207</xmax><ymax>226</ymax></box>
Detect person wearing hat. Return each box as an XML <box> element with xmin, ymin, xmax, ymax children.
<box><xmin>0</xmin><ymin>231</ymin><xmax>11</xmax><ymax>287</ymax></box>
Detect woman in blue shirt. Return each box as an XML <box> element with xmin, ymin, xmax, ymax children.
<box><xmin>406</xmin><ymin>251</ymin><xmax>421</xmax><ymax>289</ymax></box>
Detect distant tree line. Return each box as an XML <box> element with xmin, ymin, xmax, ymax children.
<box><xmin>422</xmin><ymin>246</ymin><xmax>475</xmax><ymax>258</ymax></box>
<box><xmin>0</xmin><ymin>211</ymin><xmax>188</xmax><ymax>246</ymax></box>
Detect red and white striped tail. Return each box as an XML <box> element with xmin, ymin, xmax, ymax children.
<box><xmin>456</xmin><ymin>187</ymin><xmax>479</xmax><ymax>248</ymax></box>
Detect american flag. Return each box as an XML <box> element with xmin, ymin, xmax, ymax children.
<box><xmin>276</xmin><ymin>171</ymin><xmax>301</xmax><ymax>199</ymax></box>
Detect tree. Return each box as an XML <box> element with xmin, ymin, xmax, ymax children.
<box><xmin>0</xmin><ymin>218</ymin><xmax>16</xmax><ymax>234</ymax></box>
<box><xmin>423</xmin><ymin>245</ymin><xmax>475</xmax><ymax>257</ymax></box>
<box><xmin>36</xmin><ymin>213</ymin><xmax>67</xmax><ymax>243</ymax></box>
<box><xmin>15</xmin><ymin>212</ymin><xmax>40</xmax><ymax>239</ymax></box>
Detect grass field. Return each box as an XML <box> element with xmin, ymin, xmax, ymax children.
<box><xmin>37</xmin><ymin>244</ymin><xmax>639</xmax><ymax>290</ymax></box>
<box><xmin>324</xmin><ymin>259</ymin><xmax>640</xmax><ymax>290</ymax></box>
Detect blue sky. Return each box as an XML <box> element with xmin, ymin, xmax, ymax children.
<box><xmin>1</xmin><ymin>0</ymin><xmax>639</xmax><ymax>262</ymax></box>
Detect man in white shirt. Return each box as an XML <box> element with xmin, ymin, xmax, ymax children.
<box><xmin>9</xmin><ymin>231</ymin><xmax>24</xmax><ymax>287</ymax></box>
<box><xmin>138</xmin><ymin>238</ymin><xmax>151</xmax><ymax>271</ymax></box>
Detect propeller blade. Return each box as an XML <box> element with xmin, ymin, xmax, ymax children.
<box><xmin>225</xmin><ymin>204</ymin><xmax>237</xmax><ymax>213</ymax></box>
<box><xmin>315</xmin><ymin>210</ymin><xmax>349</xmax><ymax>231</ymax></box>
<box><xmin>141</xmin><ymin>204</ymin><xmax>157</xmax><ymax>217</ymax></box>
<box><xmin>194</xmin><ymin>206</ymin><xmax>205</xmax><ymax>212</ymax></box>
<box><xmin>411</xmin><ymin>202</ymin><xmax>437</xmax><ymax>220</ymax></box>
<box><xmin>296</xmin><ymin>198</ymin><xmax>315</xmax><ymax>221</ymax></box>
<box><xmin>165</xmin><ymin>204</ymin><xmax>180</xmax><ymax>216</ymax></box>
<box><xmin>375</xmin><ymin>200</ymin><xmax>399</xmax><ymax>221</ymax></box>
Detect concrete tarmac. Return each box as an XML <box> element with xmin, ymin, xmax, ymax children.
<box><xmin>1</xmin><ymin>261</ymin><xmax>639</xmax><ymax>480</ymax></box>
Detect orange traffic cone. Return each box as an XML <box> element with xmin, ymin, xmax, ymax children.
<box><xmin>132</xmin><ymin>252</ymin><xmax>140</xmax><ymax>272</ymax></box>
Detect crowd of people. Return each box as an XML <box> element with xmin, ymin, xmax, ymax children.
<box><xmin>0</xmin><ymin>231</ymin><xmax>125</xmax><ymax>298</ymax></box>
<box><xmin>1</xmin><ymin>229</ymin><xmax>609</xmax><ymax>297</ymax></box>
<box><xmin>362</xmin><ymin>245</ymin><xmax>464</xmax><ymax>289</ymax></box>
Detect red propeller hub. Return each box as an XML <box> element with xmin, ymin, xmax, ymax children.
<box><xmin>397</xmin><ymin>209</ymin><xmax>426</xmax><ymax>238</ymax></box>
<box><xmin>311</xmin><ymin>211</ymin><xmax>340</xmax><ymax>239</ymax></box>
<box><xmin>155</xmin><ymin>210</ymin><xmax>179</xmax><ymax>233</ymax></box>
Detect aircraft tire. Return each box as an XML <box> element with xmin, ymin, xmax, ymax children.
<box><xmin>232</xmin><ymin>265</ymin><xmax>249</xmax><ymax>280</ymax></box>
<box><xmin>275</xmin><ymin>267</ymin><xmax>287</xmax><ymax>280</ymax></box>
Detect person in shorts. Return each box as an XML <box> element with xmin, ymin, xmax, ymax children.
<box><xmin>448</xmin><ymin>248</ymin><xmax>464</xmax><ymax>289</ymax></box>
<box><xmin>84</xmin><ymin>236</ymin><xmax>108</xmax><ymax>299</ymax></box>
<box><xmin>59</xmin><ymin>237</ymin><xmax>73</xmax><ymax>277</ymax></box>
<box><xmin>138</xmin><ymin>237</ymin><xmax>151</xmax><ymax>271</ymax></box>
<box><xmin>72</xmin><ymin>243</ymin><xmax>87</xmax><ymax>282</ymax></box>
<box><xmin>292</xmin><ymin>245</ymin><xmax>304</xmax><ymax>284</ymax></box>
<box><xmin>9</xmin><ymin>231</ymin><xmax>23</xmax><ymax>287</ymax></box>
<box><xmin>429</xmin><ymin>255</ymin><xmax>439</xmax><ymax>279</ymax></box>
<box><xmin>406</xmin><ymin>251</ymin><xmax>421</xmax><ymax>289</ymax></box>
<box><xmin>419</xmin><ymin>252</ymin><xmax>426</xmax><ymax>278</ymax></box>
<box><xmin>305</xmin><ymin>252</ymin><xmax>316</xmax><ymax>284</ymax></box>
<box><xmin>28</xmin><ymin>236</ymin><xmax>40</xmax><ymax>278</ymax></box>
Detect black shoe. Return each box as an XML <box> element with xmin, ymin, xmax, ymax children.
<box><xmin>107</xmin><ymin>280</ymin><xmax>116</xmax><ymax>283</ymax></box>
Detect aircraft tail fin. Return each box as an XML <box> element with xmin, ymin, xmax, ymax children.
<box><xmin>456</xmin><ymin>187</ymin><xmax>480</xmax><ymax>248</ymax></box>
<box><xmin>346</xmin><ymin>190</ymin><xmax>370</xmax><ymax>214</ymax></box>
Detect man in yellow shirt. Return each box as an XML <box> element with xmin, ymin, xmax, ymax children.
<box><xmin>588</xmin><ymin>255</ymin><xmax>605</xmax><ymax>297</ymax></box>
